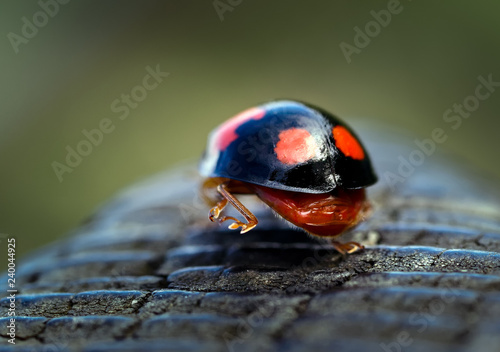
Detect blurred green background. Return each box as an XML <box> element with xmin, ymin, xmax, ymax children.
<box><xmin>1</xmin><ymin>1</ymin><xmax>499</xmax><ymax>258</ymax></box>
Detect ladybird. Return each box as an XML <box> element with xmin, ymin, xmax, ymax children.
<box><xmin>199</xmin><ymin>100</ymin><xmax>377</xmax><ymax>254</ymax></box>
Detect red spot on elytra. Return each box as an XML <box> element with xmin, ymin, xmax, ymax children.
<box><xmin>275</xmin><ymin>128</ymin><xmax>318</xmax><ymax>165</ymax></box>
<box><xmin>217</xmin><ymin>107</ymin><xmax>266</xmax><ymax>150</ymax></box>
<box><xmin>333</xmin><ymin>126</ymin><xmax>365</xmax><ymax>160</ymax></box>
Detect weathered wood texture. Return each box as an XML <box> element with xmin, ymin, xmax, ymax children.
<box><xmin>1</xmin><ymin>123</ymin><xmax>500</xmax><ymax>352</ymax></box>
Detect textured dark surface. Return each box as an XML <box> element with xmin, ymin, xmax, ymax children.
<box><xmin>1</xmin><ymin>123</ymin><xmax>500</xmax><ymax>352</ymax></box>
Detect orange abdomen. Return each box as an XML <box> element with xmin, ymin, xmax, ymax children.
<box><xmin>252</xmin><ymin>185</ymin><xmax>370</xmax><ymax>238</ymax></box>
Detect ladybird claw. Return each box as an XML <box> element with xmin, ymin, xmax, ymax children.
<box><xmin>227</xmin><ymin>221</ymin><xmax>257</xmax><ymax>234</ymax></box>
<box><xmin>345</xmin><ymin>243</ymin><xmax>363</xmax><ymax>254</ymax></box>
<box><xmin>331</xmin><ymin>241</ymin><xmax>365</xmax><ymax>255</ymax></box>
<box><xmin>240</xmin><ymin>223</ymin><xmax>257</xmax><ymax>233</ymax></box>
<box><xmin>209</xmin><ymin>207</ymin><xmax>221</xmax><ymax>221</ymax></box>
<box><xmin>228</xmin><ymin>223</ymin><xmax>241</xmax><ymax>230</ymax></box>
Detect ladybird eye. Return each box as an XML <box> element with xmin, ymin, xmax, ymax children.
<box><xmin>332</xmin><ymin>126</ymin><xmax>365</xmax><ymax>160</ymax></box>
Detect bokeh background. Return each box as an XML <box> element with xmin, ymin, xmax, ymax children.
<box><xmin>1</xmin><ymin>1</ymin><xmax>499</xmax><ymax>258</ymax></box>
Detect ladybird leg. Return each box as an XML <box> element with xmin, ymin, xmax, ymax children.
<box><xmin>214</xmin><ymin>182</ymin><xmax>258</xmax><ymax>234</ymax></box>
<box><xmin>209</xmin><ymin>197</ymin><xmax>228</xmax><ymax>221</ymax></box>
<box><xmin>330</xmin><ymin>240</ymin><xmax>365</xmax><ymax>255</ymax></box>
<box><xmin>208</xmin><ymin>200</ymin><xmax>241</xmax><ymax>226</ymax></box>
<box><xmin>209</xmin><ymin>199</ymin><xmax>242</xmax><ymax>225</ymax></box>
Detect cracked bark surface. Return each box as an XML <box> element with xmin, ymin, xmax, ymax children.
<box><xmin>1</xmin><ymin>124</ymin><xmax>500</xmax><ymax>352</ymax></box>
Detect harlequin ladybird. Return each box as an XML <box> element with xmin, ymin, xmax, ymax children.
<box><xmin>199</xmin><ymin>100</ymin><xmax>377</xmax><ymax>254</ymax></box>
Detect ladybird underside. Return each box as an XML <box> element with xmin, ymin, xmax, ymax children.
<box><xmin>202</xmin><ymin>178</ymin><xmax>367</xmax><ymax>254</ymax></box>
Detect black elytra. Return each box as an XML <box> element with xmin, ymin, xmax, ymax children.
<box><xmin>199</xmin><ymin>100</ymin><xmax>377</xmax><ymax>194</ymax></box>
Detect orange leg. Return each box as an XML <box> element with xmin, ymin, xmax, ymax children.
<box><xmin>330</xmin><ymin>240</ymin><xmax>364</xmax><ymax>255</ymax></box>
<box><xmin>209</xmin><ymin>182</ymin><xmax>258</xmax><ymax>234</ymax></box>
